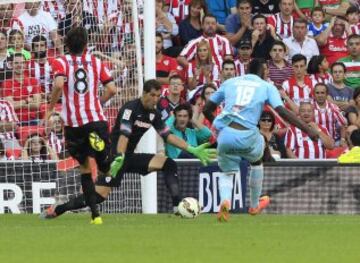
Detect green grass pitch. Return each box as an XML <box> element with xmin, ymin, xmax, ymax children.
<box><xmin>1</xmin><ymin>214</ymin><xmax>360</xmax><ymax>263</ymax></box>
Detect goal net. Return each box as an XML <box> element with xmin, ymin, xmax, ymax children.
<box><xmin>0</xmin><ymin>0</ymin><xmax>144</xmax><ymax>214</ymax></box>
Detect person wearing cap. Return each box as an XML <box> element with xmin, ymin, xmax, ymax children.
<box><xmin>251</xmin><ymin>14</ymin><xmax>275</xmax><ymax>60</ymax></box>
<box><xmin>234</xmin><ymin>38</ymin><xmax>253</xmax><ymax>76</ymax></box>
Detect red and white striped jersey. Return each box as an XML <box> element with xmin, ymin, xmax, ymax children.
<box><xmin>267</xmin><ymin>13</ymin><xmax>294</xmax><ymax>39</ymax></box>
<box><xmin>0</xmin><ymin>100</ymin><xmax>18</xmax><ymax>141</ymax></box>
<box><xmin>350</xmin><ymin>23</ymin><xmax>360</xmax><ymax>35</ymax></box>
<box><xmin>166</xmin><ymin>0</ymin><xmax>191</xmax><ymax>24</ymax></box>
<box><xmin>48</xmin><ymin>131</ymin><xmax>64</xmax><ymax>156</ymax></box>
<box><xmin>282</xmin><ymin>76</ymin><xmax>315</xmax><ymax>106</ymax></box>
<box><xmin>52</xmin><ymin>52</ymin><xmax>114</xmax><ymax>127</ymax></box>
<box><xmin>83</xmin><ymin>0</ymin><xmax>119</xmax><ymax>23</ymax></box>
<box><xmin>27</xmin><ymin>58</ymin><xmax>54</xmax><ymax>94</ymax></box>
<box><xmin>285</xmin><ymin>124</ymin><xmax>330</xmax><ymax>159</ymax></box>
<box><xmin>11</xmin><ymin>9</ymin><xmax>58</xmax><ymax>47</ymax></box>
<box><xmin>313</xmin><ymin>101</ymin><xmax>347</xmax><ymax>140</ymax></box>
<box><xmin>234</xmin><ymin>59</ymin><xmax>250</xmax><ymax>76</ymax></box>
<box><xmin>187</xmin><ymin>61</ymin><xmax>220</xmax><ymax>88</ymax></box>
<box><xmin>180</xmin><ymin>35</ymin><xmax>232</xmax><ymax>68</ymax></box>
<box><xmin>42</xmin><ymin>0</ymin><xmax>66</xmax><ymax>22</ymax></box>
<box><xmin>309</xmin><ymin>72</ymin><xmax>333</xmax><ymax>85</ymax></box>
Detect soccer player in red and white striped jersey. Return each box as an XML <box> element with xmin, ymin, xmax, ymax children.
<box><xmin>46</xmin><ymin>27</ymin><xmax>117</xmax><ymax>224</ymax></box>
<box><xmin>178</xmin><ymin>14</ymin><xmax>233</xmax><ymax>69</ymax></box>
<box><xmin>0</xmin><ymin>99</ymin><xmax>21</xmax><ymax>150</ymax></box>
<box><xmin>313</xmin><ymin>83</ymin><xmax>347</xmax><ymax>144</ymax></box>
<box><xmin>267</xmin><ymin>0</ymin><xmax>295</xmax><ymax>39</ymax></box>
<box><xmin>285</xmin><ymin>102</ymin><xmax>335</xmax><ymax>159</ymax></box>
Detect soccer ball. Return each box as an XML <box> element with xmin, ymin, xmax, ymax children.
<box><xmin>177</xmin><ymin>197</ymin><xmax>201</xmax><ymax>219</ymax></box>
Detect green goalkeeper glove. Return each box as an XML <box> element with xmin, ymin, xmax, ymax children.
<box><xmin>187</xmin><ymin>143</ymin><xmax>217</xmax><ymax>166</ymax></box>
<box><xmin>110</xmin><ymin>154</ymin><xmax>125</xmax><ymax>178</ymax></box>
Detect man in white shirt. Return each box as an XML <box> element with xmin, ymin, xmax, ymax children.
<box><xmin>283</xmin><ymin>18</ymin><xmax>319</xmax><ymax>63</ymax></box>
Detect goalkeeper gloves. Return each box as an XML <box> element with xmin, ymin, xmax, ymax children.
<box><xmin>110</xmin><ymin>154</ymin><xmax>125</xmax><ymax>178</ymax></box>
<box><xmin>187</xmin><ymin>142</ymin><xmax>217</xmax><ymax>166</ymax></box>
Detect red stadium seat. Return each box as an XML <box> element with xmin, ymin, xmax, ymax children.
<box><xmin>16</xmin><ymin>125</ymin><xmax>45</xmax><ymax>146</ymax></box>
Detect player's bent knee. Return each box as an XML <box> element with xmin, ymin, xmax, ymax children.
<box><xmin>95</xmin><ymin>185</ymin><xmax>112</xmax><ymax>199</ymax></box>
<box><xmin>148</xmin><ymin>154</ymin><xmax>168</xmax><ymax>171</ymax></box>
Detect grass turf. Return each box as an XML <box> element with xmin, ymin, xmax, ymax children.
<box><xmin>0</xmin><ymin>214</ymin><xmax>360</xmax><ymax>263</ymax></box>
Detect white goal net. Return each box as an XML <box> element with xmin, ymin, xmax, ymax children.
<box><xmin>0</xmin><ymin>0</ymin><xmax>145</xmax><ymax>214</ymax></box>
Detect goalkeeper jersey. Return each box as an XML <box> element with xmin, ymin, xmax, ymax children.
<box><xmin>338</xmin><ymin>147</ymin><xmax>360</xmax><ymax>163</ymax></box>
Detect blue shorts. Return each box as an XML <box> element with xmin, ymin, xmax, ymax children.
<box><xmin>217</xmin><ymin>126</ymin><xmax>265</xmax><ymax>172</ymax></box>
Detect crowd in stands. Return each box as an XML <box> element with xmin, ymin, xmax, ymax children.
<box><xmin>0</xmin><ymin>0</ymin><xmax>359</xmax><ymax>161</ymax></box>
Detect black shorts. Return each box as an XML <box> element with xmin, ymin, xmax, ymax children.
<box><xmin>64</xmin><ymin>121</ymin><xmax>111</xmax><ymax>173</ymax></box>
<box><xmin>96</xmin><ymin>153</ymin><xmax>154</xmax><ymax>187</ymax></box>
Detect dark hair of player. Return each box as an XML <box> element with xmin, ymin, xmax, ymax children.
<box><xmin>143</xmin><ymin>79</ymin><xmax>162</xmax><ymax>93</ymax></box>
<box><xmin>350</xmin><ymin>129</ymin><xmax>360</xmax><ymax>147</ymax></box>
<box><xmin>248</xmin><ymin>58</ymin><xmax>267</xmax><ymax>78</ymax></box>
<box><xmin>65</xmin><ymin>27</ymin><xmax>88</xmax><ymax>55</ymax></box>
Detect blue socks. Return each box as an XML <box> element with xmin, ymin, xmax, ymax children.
<box><xmin>249</xmin><ymin>165</ymin><xmax>264</xmax><ymax>208</ymax></box>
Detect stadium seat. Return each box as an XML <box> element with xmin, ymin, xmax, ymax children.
<box><xmin>16</xmin><ymin>125</ymin><xmax>45</xmax><ymax>146</ymax></box>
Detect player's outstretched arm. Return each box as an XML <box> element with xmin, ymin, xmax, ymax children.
<box><xmin>100</xmin><ymin>81</ymin><xmax>117</xmax><ymax>105</ymax></box>
<box><xmin>44</xmin><ymin>76</ymin><xmax>64</xmax><ymax>121</ymax></box>
<box><xmin>166</xmin><ymin>134</ymin><xmax>217</xmax><ymax>166</ymax></box>
<box><xmin>275</xmin><ymin>106</ymin><xmax>319</xmax><ymax>140</ymax></box>
<box><xmin>203</xmin><ymin>100</ymin><xmax>218</xmax><ymax>124</ymax></box>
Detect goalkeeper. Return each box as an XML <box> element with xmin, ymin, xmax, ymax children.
<box><xmin>41</xmin><ymin>79</ymin><xmax>216</xmax><ymax>219</ymax></box>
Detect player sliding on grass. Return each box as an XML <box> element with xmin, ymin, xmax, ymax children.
<box><xmin>44</xmin><ymin>27</ymin><xmax>117</xmax><ymax>225</ymax></box>
<box><xmin>41</xmin><ymin>79</ymin><xmax>216</xmax><ymax>220</ymax></box>
<box><xmin>203</xmin><ymin>58</ymin><xmax>319</xmax><ymax>222</ymax></box>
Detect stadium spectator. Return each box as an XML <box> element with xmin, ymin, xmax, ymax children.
<box><xmin>251</xmin><ymin>14</ymin><xmax>276</xmax><ymax>60</ymax></box>
<box><xmin>165</xmin><ymin>103</ymin><xmax>211</xmax><ymax>159</ymax></box>
<box><xmin>317</xmin><ymin>16</ymin><xmax>351</xmax><ymax>65</ymax></box>
<box><xmin>0</xmin><ymin>99</ymin><xmax>21</xmax><ymax>151</ymax></box>
<box><xmin>285</xmin><ymin>101</ymin><xmax>335</xmax><ymax>159</ymax></box>
<box><xmin>307</xmin><ymin>55</ymin><xmax>333</xmax><ymax>84</ymax></box>
<box><xmin>166</xmin><ymin>0</ymin><xmax>192</xmax><ymax>25</ymax></box>
<box><xmin>0</xmin><ymin>3</ymin><xmax>14</xmax><ymax>33</ymax></box>
<box><xmin>337</xmin><ymin>33</ymin><xmax>360</xmax><ymax>89</ymax></box>
<box><xmin>0</xmin><ymin>30</ymin><xmax>12</xmax><ymax>83</ymax></box>
<box><xmin>251</xmin><ymin>0</ymin><xmax>280</xmax><ymax>16</ymax></box>
<box><xmin>155</xmin><ymin>33</ymin><xmax>180</xmax><ymax>92</ymax></box>
<box><xmin>178</xmin><ymin>14</ymin><xmax>233</xmax><ymax>68</ymax></box>
<box><xmin>155</xmin><ymin>0</ymin><xmax>179</xmax><ymax>52</ymax></box>
<box><xmin>327</xmin><ymin>62</ymin><xmax>354</xmax><ymax>111</ymax></box>
<box><xmin>281</xmin><ymin>54</ymin><xmax>314</xmax><ymax>113</ymax></box>
<box><xmin>258</xmin><ymin>111</ymin><xmax>287</xmax><ymax>159</ymax></box>
<box><xmin>346</xmin><ymin>5</ymin><xmax>360</xmax><ymax>34</ymax></box>
<box><xmin>82</xmin><ymin>0</ymin><xmax>119</xmax><ymax>24</ymax></box>
<box><xmin>268</xmin><ymin>40</ymin><xmax>293</xmax><ymax>88</ymax></box>
<box><xmin>11</xmin><ymin>1</ymin><xmax>61</xmax><ymax>52</ymax></box>
<box><xmin>42</xmin><ymin>0</ymin><xmax>66</xmax><ymax>22</ymax></box>
<box><xmin>313</xmin><ymin>83</ymin><xmax>347</xmax><ymax>145</ymax></box>
<box><xmin>28</xmin><ymin>35</ymin><xmax>54</xmax><ymax>100</ymax></box>
<box><xmin>234</xmin><ymin>39</ymin><xmax>253</xmax><ymax>76</ymax></box>
<box><xmin>307</xmin><ymin>7</ymin><xmax>329</xmax><ymax>38</ymax></box>
<box><xmin>46</xmin><ymin>112</ymin><xmax>66</xmax><ymax>159</ymax></box>
<box><xmin>294</xmin><ymin>0</ymin><xmax>315</xmax><ymax>21</ymax></box>
<box><xmin>319</xmin><ymin>0</ymin><xmax>351</xmax><ymax>18</ymax></box>
<box><xmin>186</xmin><ymin>39</ymin><xmax>220</xmax><ymax>91</ymax></box>
<box><xmin>7</xmin><ymin>29</ymin><xmax>31</xmax><ymax>61</ymax></box>
<box><xmin>178</xmin><ymin>0</ymin><xmax>205</xmax><ymax>46</ymax></box>
<box><xmin>267</xmin><ymin>0</ymin><xmax>295</xmax><ymax>40</ymax></box>
<box><xmin>347</xmin><ymin>88</ymin><xmax>360</xmax><ymax>127</ymax></box>
<box><xmin>21</xmin><ymin>133</ymin><xmax>58</xmax><ymax>161</ymax></box>
<box><xmin>205</xmin><ymin>0</ymin><xmax>237</xmax><ymax>32</ymax></box>
<box><xmin>157</xmin><ymin>75</ymin><xmax>186</xmax><ymax>121</ymax></box>
<box><xmin>283</xmin><ymin>19</ymin><xmax>319</xmax><ymax>63</ymax></box>
<box><xmin>2</xmin><ymin>53</ymin><xmax>42</xmax><ymax>125</ymax></box>
<box><xmin>225</xmin><ymin>0</ymin><xmax>253</xmax><ymax>48</ymax></box>
<box><xmin>221</xmin><ymin>59</ymin><xmax>236</xmax><ymax>82</ymax></box>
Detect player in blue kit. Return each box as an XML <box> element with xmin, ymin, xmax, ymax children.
<box><xmin>203</xmin><ymin>58</ymin><xmax>319</xmax><ymax>222</ymax></box>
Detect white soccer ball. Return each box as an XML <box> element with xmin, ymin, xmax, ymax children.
<box><xmin>178</xmin><ymin>197</ymin><xmax>201</xmax><ymax>219</ymax></box>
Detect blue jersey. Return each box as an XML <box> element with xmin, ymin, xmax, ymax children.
<box><xmin>210</xmin><ymin>74</ymin><xmax>283</xmax><ymax>130</ymax></box>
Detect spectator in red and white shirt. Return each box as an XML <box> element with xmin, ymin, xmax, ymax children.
<box><xmin>221</xmin><ymin>59</ymin><xmax>236</xmax><ymax>83</ymax></box>
<box><xmin>166</xmin><ymin>0</ymin><xmax>192</xmax><ymax>25</ymax></box>
<box><xmin>285</xmin><ymin>101</ymin><xmax>335</xmax><ymax>159</ymax></box>
<box><xmin>11</xmin><ymin>1</ymin><xmax>61</xmax><ymax>52</ymax></box>
<box><xmin>178</xmin><ymin>14</ymin><xmax>233</xmax><ymax>68</ymax></box>
<box><xmin>234</xmin><ymin>39</ymin><xmax>253</xmax><ymax>76</ymax></box>
<box><xmin>28</xmin><ymin>35</ymin><xmax>55</xmax><ymax>100</ymax></box>
<box><xmin>346</xmin><ymin>5</ymin><xmax>360</xmax><ymax>35</ymax></box>
<box><xmin>186</xmin><ymin>39</ymin><xmax>220</xmax><ymax>91</ymax></box>
<box><xmin>281</xmin><ymin>54</ymin><xmax>315</xmax><ymax>113</ymax></box>
<box><xmin>47</xmin><ymin>27</ymin><xmax>117</xmax><ymax>128</ymax></box>
<box><xmin>2</xmin><ymin>53</ymin><xmax>42</xmax><ymax>125</ymax></box>
<box><xmin>317</xmin><ymin>16</ymin><xmax>351</xmax><ymax>65</ymax></box>
<box><xmin>313</xmin><ymin>83</ymin><xmax>347</xmax><ymax>146</ymax></box>
<box><xmin>0</xmin><ymin>99</ymin><xmax>21</xmax><ymax>151</ymax></box>
<box><xmin>267</xmin><ymin>0</ymin><xmax>295</xmax><ymax>40</ymax></box>
<box><xmin>268</xmin><ymin>40</ymin><xmax>293</xmax><ymax>89</ymax></box>
<box><xmin>42</xmin><ymin>0</ymin><xmax>66</xmax><ymax>22</ymax></box>
<box><xmin>307</xmin><ymin>55</ymin><xmax>333</xmax><ymax>85</ymax></box>
<box><xmin>46</xmin><ymin>112</ymin><xmax>67</xmax><ymax>159</ymax></box>
<box><xmin>83</xmin><ymin>0</ymin><xmax>119</xmax><ymax>24</ymax></box>
<box><xmin>0</xmin><ymin>3</ymin><xmax>15</xmax><ymax>33</ymax></box>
